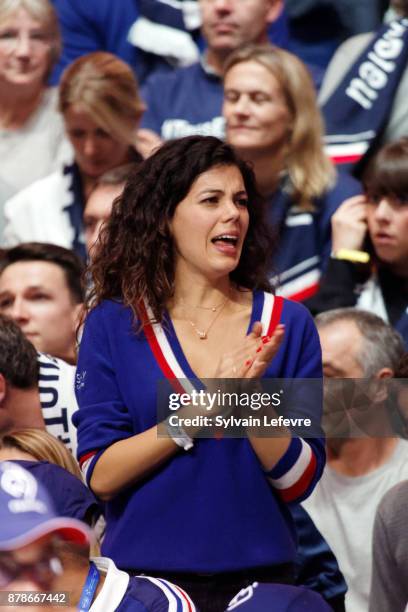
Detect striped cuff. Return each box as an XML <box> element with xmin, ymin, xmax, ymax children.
<box><xmin>79</xmin><ymin>449</ymin><xmax>104</xmax><ymax>487</ymax></box>
<box><xmin>266</xmin><ymin>438</ymin><xmax>317</xmax><ymax>503</ymax></box>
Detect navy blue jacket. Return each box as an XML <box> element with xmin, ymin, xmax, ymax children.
<box><xmin>268</xmin><ymin>173</ymin><xmax>361</xmax><ymax>301</ymax></box>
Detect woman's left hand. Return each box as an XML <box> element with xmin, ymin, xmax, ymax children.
<box><xmin>213</xmin><ymin>321</ymin><xmax>285</xmax><ymax>380</ymax></box>
<box><xmin>243</xmin><ymin>322</ymin><xmax>285</xmax><ymax>379</ymax></box>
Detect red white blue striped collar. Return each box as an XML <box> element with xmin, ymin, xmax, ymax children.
<box><xmin>140</xmin><ymin>292</ymin><xmax>283</xmax><ymax>388</ymax></box>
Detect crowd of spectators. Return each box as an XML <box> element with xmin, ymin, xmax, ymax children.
<box><xmin>1</xmin><ymin>0</ymin><xmax>408</xmax><ymax>611</ymax></box>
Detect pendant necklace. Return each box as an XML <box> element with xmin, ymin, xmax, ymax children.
<box><xmin>182</xmin><ymin>295</ymin><xmax>229</xmax><ymax>340</ymax></box>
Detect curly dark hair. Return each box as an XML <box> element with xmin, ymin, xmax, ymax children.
<box><xmin>88</xmin><ymin>135</ymin><xmax>275</xmax><ymax>326</ymax></box>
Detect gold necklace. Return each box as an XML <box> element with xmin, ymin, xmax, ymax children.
<box><xmin>184</xmin><ymin>296</ymin><xmax>229</xmax><ymax>340</ymax></box>
<box><xmin>178</xmin><ymin>297</ymin><xmax>226</xmax><ymax>312</ymax></box>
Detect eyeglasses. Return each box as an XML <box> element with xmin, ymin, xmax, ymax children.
<box><xmin>0</xmin><ymin>29</ymin><xmax>52</xmax><ymax>51</ymax></box>
<box><xmin>0</xmin><ymin>546</ymin><xmax>62</xmax><ymax>589</ymax></box>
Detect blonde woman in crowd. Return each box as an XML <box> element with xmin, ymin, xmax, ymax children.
<box><xmin>223</xmin><ymin>44</ymin><xmax>362</xmax><ymax>302</ymax></box>
<box><xmin>2</xmin><ymin>51</ymin><xmax>145</xmax><ymax>258</ymax></box>
<box><xmin>0</xmin><ymin>0</ymin><xmax>70</xmax><ymax>227</ymax></box>
<box><xmin>0</xmin><ymin>428</ymin><xmax>81</xmax><ymax>476</ymax></box>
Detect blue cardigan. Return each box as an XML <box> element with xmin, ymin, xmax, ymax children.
<box><xmin>74</xmin><ymin>292</ymin><xmax>325</xmax><ymax>572</ymax></box>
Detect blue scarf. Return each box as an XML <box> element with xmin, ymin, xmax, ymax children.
<box><xmin>62</xmin><ymin>163</ymin><xmax>87</xmax><ymax>261</ymax></box>
<box><xmin>322</xmin><ymin>18</ymin><xmax>408</xmax><ymax>175</ymax></box>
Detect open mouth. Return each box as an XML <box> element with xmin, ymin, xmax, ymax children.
<box><xmin>211</xmin><ymin>234</ymin><xmax>239</xmax><ymax>247</ymax></box>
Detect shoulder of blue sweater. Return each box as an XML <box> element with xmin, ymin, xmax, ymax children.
<box><xmin>280</xmin><ymin>296</ymin><xmax>313</xmax><ymax>316</ymax></box>
<box><xmin>332</xmin><ymin>171</ymin><xmax>362</xmax><ymax>192</ymax></box>
<box><xmin>144</xmin><ymin>61</ymin><xmax>203</xmax><ymax>88</ymax></box>
<box><xmin>260</xmin><ymin>291</ymin><xmax>314</xmax><ymax>323</ymax></box>
<box><xmin>316</xmin><ymin>172</ymin><xmax>362</xmax><ymax>215</ymax></box>
<box><xmin>86</xmin><ymin>298</ymin><xmax>129</xmax><ymax>321</ymax></box>
<box><xmin>318</xmin><ymin>173</ymin><xmax>361</xmax><ymax>203</ymax></box>
<box><xmin>279</xmin><ymin>297</ymin><xmax>316</xmax><ymax>331</ymax></box>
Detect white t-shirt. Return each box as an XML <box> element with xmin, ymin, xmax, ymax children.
<box><xmin>0</xmin><ymin>88</ymin><xmax>72</xmax><ymax>241</ymax></box>
<box><xmin>303</xmin><ymin>440</ymin><xmax>408</xmax><ymax>612</ymax></box>
<box><xmin>0</xmin><ymin>88</ymin><xmax>71</xmax><ymax>195</ymax></box>
<box><xmin>37</xmin><ymin>353</ymin><xmax>78</xmax><ymax>455</ymax></box>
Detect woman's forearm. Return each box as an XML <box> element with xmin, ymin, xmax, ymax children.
<box><xmin>89</xmin><ymin>401</ymin><xmax>209</xmax><ymax>500</ymax></box>
<box><xmin>90</xmin><ymin>426</ymin><xmax>179</xmax><ymax>500</ymax></box>
<box><xmin>247</xmin><ymin>432</ymin><xmax>291</xmax><ymax>471</ymax></box>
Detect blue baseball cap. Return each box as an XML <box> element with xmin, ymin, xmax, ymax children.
<box><xmin>0</xmin><ymin>461</ymin><xmax>91</xmax><ymax>550</ymax></box>
<box><xmin>16</xmin><ymin>460</ymin><xmax>101</xmax><ymax>524</ymax></box>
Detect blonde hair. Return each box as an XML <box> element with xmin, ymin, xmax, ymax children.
<box><xmin>224</xmin><ymin>44</ymin><xmax>335</xmax><ymax>210</ymax></box>
<box><xmin>59</xmin><ymin>52</ymin><xmax>145</xmax><ymax>147</ymax></box>
<box><xmin>0</xmin><ymin>0</ymin><xmax>61</xmax><ymax>77</ymax></box>
<box><xmin>0</xmin><ymin>428</ymin><xmax>82</xmax><ymax>478</ymax></box>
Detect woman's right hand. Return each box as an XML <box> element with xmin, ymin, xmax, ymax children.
<box><xmin>331</xmin><ymin>194</ymin><xmax>369</xmax><ymax>253</ymax></box>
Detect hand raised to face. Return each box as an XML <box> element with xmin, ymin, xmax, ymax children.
<box><xmin>331</xmin><ymin>194</ymin><xmax>369</xmax><ymax>253</ymax></box>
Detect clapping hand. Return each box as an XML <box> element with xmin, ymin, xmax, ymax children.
<box><xmin>214</xmin><ymin>321</ymin><xmax>285</xmax><ymax>380</ymax></box>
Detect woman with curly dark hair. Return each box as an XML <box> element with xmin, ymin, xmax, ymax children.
<box><xmin>73</xmin><ymin>135</ymin><xmax>325</xmax><ymax>611</ymax></box>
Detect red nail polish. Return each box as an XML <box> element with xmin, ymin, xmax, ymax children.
<box><xmin>245</xmin><ymin>359</ymin><xmax>252</xmax><ymax>367</ymax></box>
<box><xmin>262</xmin><ymin>336</ymin><xmax>270</xmax><ymax>344</ymax></box>
<box><xmin>256</xmin><ymin>346</ymin><xmax>262</xmax><ymax>353</ymax></box>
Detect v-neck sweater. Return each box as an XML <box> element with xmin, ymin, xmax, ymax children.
<box><xmin>74</xmin><ymin>291</ymin><xmax>325</xmax><ymax>572</ymax></box>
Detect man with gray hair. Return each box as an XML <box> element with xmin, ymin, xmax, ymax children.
<box><xmin>303</xmin><ymin>308</ymin><xmax>408</xmax><ymax>612</ymax></box>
